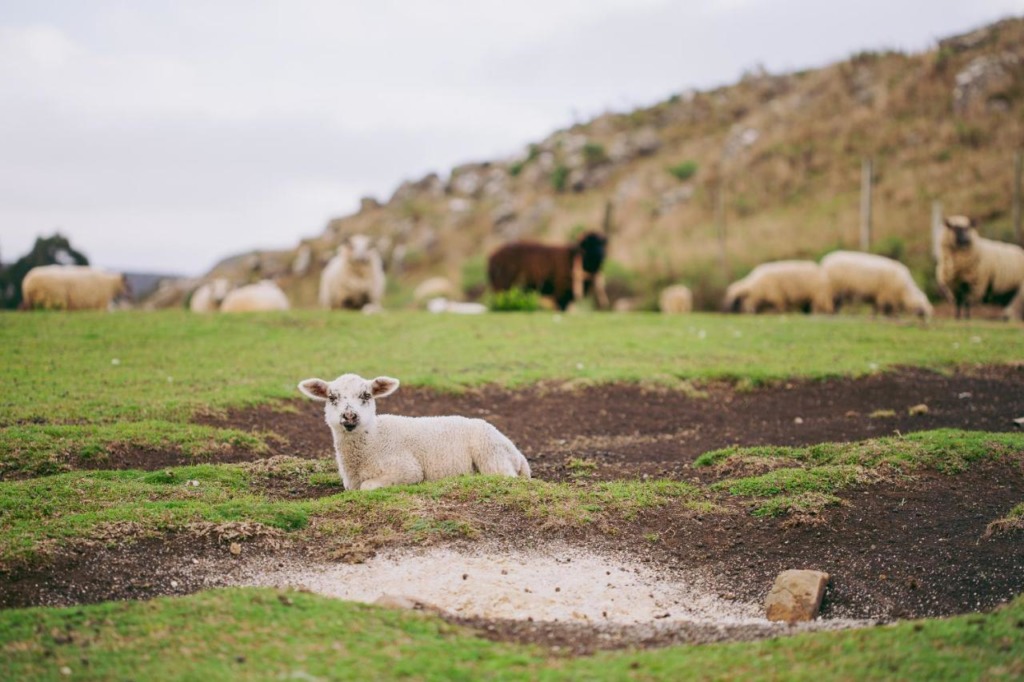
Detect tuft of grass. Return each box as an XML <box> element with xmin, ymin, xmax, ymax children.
<box><xmin>487</xmin><ymin>287</ymin><xmax>542</xmax><ymax>312</ymax></box>
<box><xmin>667</xmin><ymin>159</ymin><xmax>699</xmax><ymax>181</ymax></box>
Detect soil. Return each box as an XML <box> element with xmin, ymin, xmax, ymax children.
<box><xmin>3</xmin><ymin>366</ymin><xmax>1024</xmax><ymax>653</ymax></box>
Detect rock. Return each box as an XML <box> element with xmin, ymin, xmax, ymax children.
<box><xmin>953</xmin><ymin>53</ymin><xmax>1021</xmax><ymax>116</ymax></box>
<box><xmin>359</xmin><ymin>196</ymin><xmax>381</xmax><ymax>213</ymax></box>
<box><xmin>291</xmin><ymin>245</ymin><xmax>313</xmax><ymax>276</ymax></box>
<box><xmin>229</xmin><ymin>542</ymin><xmax>242</xmax><ymax>555</ymax></box>
<box><xmin>373</xmin><ymin>594</ymin><xmax>444</xmax><ymax>614</ymax></box>
<box><xmin>908</xmin><ymin>404</ymin><xmax>929</xmax><ymax>416</ymax></box>
<box><xmin>765</xmin><ymin>569</ymin><xmax>830</xmax><ymax>623</ymax></box>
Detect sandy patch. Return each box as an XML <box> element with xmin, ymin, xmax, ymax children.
<box><xmin>234</xmin><ymin>543</ymin><xmax>857</xmax><ymax>630</ymax></box>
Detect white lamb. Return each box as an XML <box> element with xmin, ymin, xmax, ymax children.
<box><xmin>723</xmin><ymin>260</ymin><xmax>834</xmax><ymax>314</ymax></box>
<box><xmin>820</xmin><ymin>251</ymin><xmax>932</xmax><ymax>319</ymax></box>
<box><xmin>659</xmin><ymin>284</ymin><xmax>693</xmax><ymax>314</ymax></box>
<box><xmin>219</xmin><ymin>280</ymin><xmax>290</xmax><ymax>312</ymax></box>
<box><xmin>298</xmin><ymin>373</ymin><xmax>531</xmax><ymax>490</ymax></box>
<box><xmin>936</xmin><ymin>215</ymin><xmax>1024</xmax><ymax>320</ymax></box>
<box><xmin>319</xmin><ymin>235</ymin><xmax>386</xmax><ymax>311</ymax></box>
<box><xmin>189</xmin><ymin>278</ymin><xmax>232</xmax><ymax>313</ymax></box>
<box><xmin>21</xmin><ymin>265</ymin><xmax>129</xmax><ymax>311</ymax></box>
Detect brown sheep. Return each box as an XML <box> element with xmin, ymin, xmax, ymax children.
<box><xmin>487</xmin><ymin>232</ymin><xmax>609</xmax><ymax>311</ymax></box>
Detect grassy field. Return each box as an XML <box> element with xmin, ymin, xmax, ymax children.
<box><xmin>1</xmin><ymin>310</ymin><xmax>1023</xmax><ymax>679</ymax></box>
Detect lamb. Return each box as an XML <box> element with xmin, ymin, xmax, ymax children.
<box><xmin>189</xmin><ymin>278</ymin><xmax>232</xmax><ymax>313</ymax></box>
<box><xmin>298</xmin><ymin>373</ymin><xmax>531</xmax><ymax>490</ymax></box>
<box><xmin>319</xmin><ymin>235</ymin><xmax>385</xmax><ymax>311</ymax></box>
<box><xmin>936</xmin><ymin>215</ymin><xmax>1024</xmax><ymax>320</ymax></box>
<box><xmin>820</xmin><ymin>251</ymin><xmax>932</xmax><ymax>319</ymax></box>
<box><xmin>723</xmin><ymin>260</ymin><xmax>834</xmax><ymax>314</ymax></box>
<box><xmin>219</xmin><ymin>280</ymin><xmax>290</xmax><ymax>312</ymax></box>
<box><xmin>659</xmin><ymin>284</ymin><xmax>693</xmax><ymax>314</ymax></box>
<box><xmin>488</xmin><ymin>231</ymin><xmax>609</xmax><ymax>311</ymax></box>
<box><xmin>21</xmin><ymin>265</ymin><xmax>129</xmax><ymax>311</ymax></box>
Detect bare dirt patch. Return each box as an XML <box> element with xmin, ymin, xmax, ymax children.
<box><xmin>3</xmin><ymin>366</ymin><xmax>1024</xmax><ymax>652</ymax></box>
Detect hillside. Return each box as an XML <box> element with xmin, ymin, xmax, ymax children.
<box><xmin>147</xmin><ymin>17</ymin><xmax>1024</xmax><ymax>311</ymax></box>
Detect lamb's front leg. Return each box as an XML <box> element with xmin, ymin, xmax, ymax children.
<box><xmin>359</xmin><ymin>471</ymin><xmax>422</xmax><ymax>491</ymax></box>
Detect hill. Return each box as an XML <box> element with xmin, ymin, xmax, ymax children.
<box><xmin>147</xmin><ymin>17</ymin><xmax>1024</xmax><ymax>311</ymax></box>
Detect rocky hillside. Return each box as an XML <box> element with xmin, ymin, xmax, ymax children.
<box><xmin>148</xmin><ymin>17</ymin><xmax>1024</xmax><ymax>311</ymax></box>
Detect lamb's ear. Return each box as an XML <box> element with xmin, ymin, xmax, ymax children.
<box><xmin>370</xmin><ymin>376</ymin><xmax>400</xmax><ymax>398</ymax></box>
<box><xmin>298</xmin><ymin>379</ymin><xmax>330</xmax><ymax>401</ymax></box>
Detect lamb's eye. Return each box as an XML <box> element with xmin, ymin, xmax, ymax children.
<box><xmin>359</xmin><ymin>392</ymin><xmax>371</xmax><ymax>401</ymax></box>
<box><xmin>328</xmin><ymin>394</ymin><xmax>338</xmax><ymax>404</ymax></box>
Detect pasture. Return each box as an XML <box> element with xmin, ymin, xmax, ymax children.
<box><xmin>1</xmin><ymin>310</ymin><xmax>1023</xmax><ymax>680</ymax></box>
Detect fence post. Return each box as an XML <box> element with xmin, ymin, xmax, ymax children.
<box><xmin>1013</xmin><ymin>150</ymin><xmax>1022</xmax><ymax>245</ymax></box>
<box><xmin>860</xmin><ymin>158</ymin><xmax>873</xmax><ymax>251</ymax></box>
<box><xmin>931</xmin><ymin>201</ymin><xmax>944</xmax><ymax>261</ymax></box>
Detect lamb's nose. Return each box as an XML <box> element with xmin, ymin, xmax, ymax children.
<box><xmin>342</xmin><ymin>410</ymin><xmax>358</xmax><ymax>423</ymax></box>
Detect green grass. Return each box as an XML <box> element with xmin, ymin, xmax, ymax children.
<box><xmin>2</xmin><ymin>310</ymin><xmax>1022</xmax><ymax>426</ymax></box>
<box><xmin>0</xmin><ymin>588</ymin><xmax>1021</xmax><ymax>681</ymax></box>
<box><xmin>698</xmin><ymin>430</ymin><xmax>1024</xmax><ymax>516</ymax></box>
<box><xmin>0</xmin><ymin>469</ymin><xmax>709</xmax><ymax>567</ymax></box>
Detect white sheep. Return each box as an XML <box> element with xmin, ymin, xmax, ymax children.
<box><xmin>820</xmin><ymin>251</ymin><xmax>932</xmax><ymax>319</ymax></box>
<box><xmin>298</xmin><ymin>373</ymin><xmax>531</xmax><ymax>490</ymax></box>
<box><xmin>413</xmin><ymin>276</ymin><xmax>457</xmax><ymax>305</ymax></box>
<box><xmin>659</xmin><ymin>284</ymin><xmax>693</xmax><ymax>314</ymax></box>
<box><xmin>189</xmin><ymin>278</ymin><xmax>232</xmax><ymax>313</ymax></box>
<box><xmin>723</xmin><ymin>260</ymin><xmax>834</xmax><ymax>314</ymax></box>
<box><xmin>937</xmin><ymin>215</ymin><xmax>1024</xmax><ymax>320</ymax></box>
<box><xmin>21</xmin><ymin>265</ymin><xmax>128</xmax><ymax>311</ymax></box>
<box><xmin>319</xmin><ymin>235</ymin><xmax>386</xmax><ymax>311</ymax></box>
<box><xmin>219</xmin><ymin>280</ymin><xmax>290</xmax><ymax>312</ymax></box>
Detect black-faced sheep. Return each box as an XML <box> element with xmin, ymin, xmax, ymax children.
<box><xmin>937</xmin><ymin>215</ymin><xmax>1024</xmax><ymax>320</ymax></box>
<box><xmin>723</xmin><ymin>260</ymin><xmax>834</xmax><ymax>314</ymax></box>
<box><xmin>298</xmin><ymin>373</ymin><xmax>530</xmax><ymax>490</ymax></box>
<box><xmin>821</xmin><ymin>251</ymin><xmax>932</xmax><ymax>319</ymax></box>
<box><xmin>487</xmin><ymin>231</ymin><xmax>609</xmax><ymax>311</ymax></box>
<box><xmin>219</xmin><ymin>280</ymin><xmax>290</xmax><ymax>312</ymax></box>
<box><xmin>21</xmin><ymin>265</ymin><xmax>129</xmax><ymax>311</ymax></box>
<box><xmin>319</xmin><ymin>235</ymin><xmax>385</xmax><ymax>312</ymax></box>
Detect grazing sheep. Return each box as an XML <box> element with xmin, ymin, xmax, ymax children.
<box><xmin>937</xmin><ymin>215</ymin><xmax>1024</xmax><ymax>320</ymax></box>
<box><xmin>319</xmin><ymin>235</ymin><xmax>385</xmax><ymax>311</ymax></box>
<box><xmin>821</xmin><ymin>251</ymin><xmax>932</xmax><ymax>319</ymax></box>
<box><xmin>298</xmin><ymin>373</ymin><xmax>530</xmax><ymax>490</ymax></box>
<box><xmin>659</xmin><ymin>284</ymin><xmax>693</xmax><ymax>314</ymax></box>
<box><xmin>21</xmin><ymin>265</ymin><xmax>129</xmax><ymax>311</ymax></box>
<box><xmin>189</xmin><ymin>278</ymin><xmax>232</xmax><ymax>313</ymax></box>
<box><xmin>723</xmin><ymin>260</ymin><xmax>834</xmax><ymax>314</ymax></box>
<box><xmin>413</xmin><ymin>276</ymin><xmax>456</xmax><ymax>305</ymax></box>
<box><xmin>219</xmin><ymin>280</ymin><xmax>290</xmax><ymax>312</ymax></box>
<box><xmin>488</xmin><ymin>231</ymin><xmax>609</xmax><ymax>311</ymax></box>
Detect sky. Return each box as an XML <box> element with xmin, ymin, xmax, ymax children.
<box><xmin>1</xmin><ymin>1</ymin><xmax>1022</xmax><ymax>276</ymax></box>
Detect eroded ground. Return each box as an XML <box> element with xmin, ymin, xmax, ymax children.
<box><xmin>3</xmin><ymin>366</ymin><xmax>1024</xmax><ymax>652</ymax></box>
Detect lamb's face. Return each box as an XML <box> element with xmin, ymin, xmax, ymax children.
<box><xmin>348</xmin><ymin>235</ymin><xmax>375</xmax><ymax>264</ymax></box>
<box><xmin>298</xmin><ymin>373</ymin><xmax>399</xmax><ymax>433</ymax></box>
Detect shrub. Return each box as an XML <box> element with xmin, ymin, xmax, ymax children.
<box><xmin>668</xmin><ymin>160</ymin><xmax>699</xmax><ymax>181</ymax></box>
<box><xmin>488</xmin><ymin>287</ymin><xmax>542</xmax><ymax>312</ymax></box>
<box><xmin>551</xmin><ymin>165</ymin><xmax>570</xmax><ymax>192</ymax></box>
<box><xmin>583</xmin><ymin>142</ymin><xmax>608</xmax><ymax>167</ymax></box>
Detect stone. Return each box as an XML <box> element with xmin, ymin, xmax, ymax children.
<box><xmin>765</xmin><ymin>569</ymin><xmax>830</xmax><ymax>623</ymax></box>
<box><xmin>908</xmin><ymin>404</ymin><xmax>929</xmax><ymax>416</ymax></box>
<box><xmin>373</xmin><ymin>594</ymin><xmax>444</xmax><ymax>614</ymax></box>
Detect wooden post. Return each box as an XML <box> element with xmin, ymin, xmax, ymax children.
<box><xmin>860</xmin><ymin>158</ymin><xmax>873</xmax><ymax>251</ymax></box>
<box><xmin>931</xmin><ymin>201</ymin><xmax>943</xmax><ymax>262</ymax></box>
<box><xmin>715</xmin><ymin>181</ymin><xmax>727</xmax><ymax>275</ymax></box>
<box><xmin>602</xmin><ymin>200</ymin><xmax>614</xmax><ymax>236</ymax></box>
<box><xmin>1013</xmin><ymin>150</ymin><xmax>1022</xmax><ymax>245</ymax></box>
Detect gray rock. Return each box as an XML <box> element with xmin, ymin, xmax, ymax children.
<box><xmin>765</xmin><ymin>569</ymin><xmax>830</xmax><ymax>623</ymax></box>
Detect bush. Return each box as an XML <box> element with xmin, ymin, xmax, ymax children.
<box><xmin>488</xmin><ymin>287</ymin><xmax>542</xmax><ymax>312</ymax></box>
<box><xmin>551</xmin><ymin>165</ymin><xmax>570</xmax><ymax>192</ymax></box>
<box><xmin>583</xmin><ymin>142</ymin><xmax>607</xmax><ymax>167</ymax></box>
<box><xmin>667</xmin><ymin>160</ymin><xmax>699</xmax><ymax>181</ymax></box>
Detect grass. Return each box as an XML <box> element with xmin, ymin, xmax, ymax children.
<box><xmin>2</xmin><ymin>310</ymin><xmax>1022</xmax><ymax>426</ymax></box>
<box><xmin>0</xmin><ymin>589</ymin><xmax>1021</xmax><ymax>681</ymax></box>
<box><xmin>697</xmin><ymin>430</ymin><xmax>1024</xmax><ymax>516</ymax></box>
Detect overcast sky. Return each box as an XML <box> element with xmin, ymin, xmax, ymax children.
<box><xmin>2</xmin><ymin>1</ymin><xmax>1021</xmax><ymax>276</ymax></box>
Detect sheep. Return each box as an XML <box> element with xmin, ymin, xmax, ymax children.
<box><xmin>219</xmin><ymin>280</ymin><xmax>290</xmax><ymax>312</ymax></box>
<box><xmin>820</xmin><ymin>251</ymin><xmax>932</xmax><ymax>318</ymax></box>
<box><xmin>319</xmin><ymin>234</ymin><xmax>385</xmax><ymax>311</ymax></box>
<box><xmin>487</xmin><ymin>231</ymin><xmax>609</xmax><ymax>311</ymax></box>
<box><xmin>723</xmin><ymin>260</ymin><xmax>834</xmax><ymax>314</ymax></box>
<box><xmin>413</xmin><ymin>276</ymin><xmax>457</xmax><ymax>305</ymax></box>
<box><xmin>21</xmin><ymin>265</ymin><xmax>129</xmax><ymax>311</ymax></box>
<box><xmin>659</xmin><ymin>284</ymin><xmax>693</xmax><ymax>314</ymax></box>
<box><xmin>298</xmin><ymin>373</ymin><xmax>530</xmax><ymax>490</ymax></box>
<box><xmin>936</xmin><ymin>215</ymin><xmax>1024</xmax><ymax>320</ymax></box>
<box><xmin>189</xmin><ymin>278</ymin><xmax>232</xmax><ymax>313</ymax></box>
